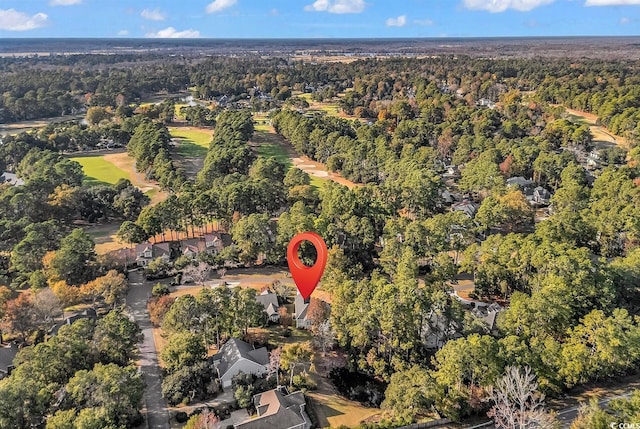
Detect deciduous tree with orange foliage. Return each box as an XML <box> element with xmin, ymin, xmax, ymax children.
<box><xmin>1</xmin><ymin>293</ymin><xmax>35</xmax><ymax>342</ymax></box>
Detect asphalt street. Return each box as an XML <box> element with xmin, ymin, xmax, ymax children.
<box><xmin>126</xmin><ymin>270</ymin><xmax>171</xmax><ymax>429</ymax></box>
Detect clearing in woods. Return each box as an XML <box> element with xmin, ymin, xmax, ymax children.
<box><xmin>70</xmin><ymin>154</ymin><xmax>129</xmax><ymax>187</ymax></box>
<box><xmin>169</xmin><ymin>126</ymin><xmax>213</xmax><ymax>179</ymax></box>
<box><xmin>251</xmin><ymin>113</ymin><xmax>359</xmax><ymax>189</ymax></box>
<box><xmin>72</xmin><ymin>150</ymin><xmax>169</xmax><ymax>254</ymax></box>
<box><xmin>564</xmin><ymin>107</ymin><xmax>629</xmax><ymax>150</ymax></box>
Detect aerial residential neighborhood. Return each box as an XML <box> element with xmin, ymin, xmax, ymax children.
<box><xmin>1</xmin><ymin>1</ymin><xmax>640</xmax><ymax>429</ymax></box>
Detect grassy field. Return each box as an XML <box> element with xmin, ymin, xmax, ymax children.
<box><xmin>253</xmin><ymin>131</ymin><xmax>327</xmax><ymax>188</ymax></box>
<box><xmin>83</xmin><ymin>222</ymin><xmax>123</xmax><ymax>254</ymax></box>
<box><xmin>564</xmin><ymin>107</ymin><xmax>629</xmax><ymax>149</ymax></box>
<box><xmin>70</xmin><ymin>155</ymin><xmax>130</xmax><ymax>186</ymax></box>
<box><xmin>308</xmin><ymin>174</ymin><xmax>327</xmax><ymax>188</ymax></box>
<box><xmin>309</xmin><ymin>102</ymin><xmax>341</xmax><ymax>116</ymax></box>
<box><xmin>169</xmin><ymin>127</ymin><xmax>212</xmax><ymax>158</ymax></box>
<box><xmin>255</xmin><ymin>135</ymin><xmax>293</xmax><ymax>167</ymax></box>
<box><xmin>253</xmin><ymin>113</ymin><xmax>272</xmax><ymax>132</ymax></box>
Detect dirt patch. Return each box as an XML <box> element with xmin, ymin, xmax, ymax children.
<box><xmin>291</xmin><ymin>154</ymin><xmax>360</xmax><ymax>189</ymax></box>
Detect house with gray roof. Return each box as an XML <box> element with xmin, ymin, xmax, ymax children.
<box><xmin>451</xmin><ymin>200</ymin><xmax>478</xmax><ymax>219</ymax></box>
<box><xmin>532</xmin><ymin>186</ymin><xmax>552</xmax><ymax>205</ymax></box>
<box><xmin>204</xmin><ymin>232</ymin><xmax>225</xmax><ymax>252</ymax></box>
<box><xmin>180</xmin><ymin>238</ymin><xmax>206</xmax><ymax>258</ymax></box>
<box><xmin>235</xmin><ymin>386</ymin><xmax>311</xmax><ymax>429</ymax></box>
<box><xmin>211</xmin><ymin>338</ymin><xmax>269</xmax><ymax>388</ymax></box>
<box><xmin>472</xmin><ymin>302</ymin><xmax>503</xmax><ymax>334</ymax></box>
<box><xmin>506</xmin><ymin>176</ymin><xmax>534</xmax><ymax>189</ymax></box>
<box><xmin>294</xmin><ymin>293</ymin><xmax>312</xmax><ymax>329</ymax></box>
<box><xmin>0</xmin><ymin>342</ymin><xmax>18</xmax><ymax>379</ymax></box>
<box><xmin>48</xmin><ymin>308</ymin><xmax>97</xmax><ymax>337</ymax></box>
<box><xmin>256</xmin><ymin>290</ymin><xmax>280</xmax><ymax>323</ymax></box>
<box><xmin>0</xmin><ymin>172</ymin><xmax>24</xmax><ymax>186</ymax></box>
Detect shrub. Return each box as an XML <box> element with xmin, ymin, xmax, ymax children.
<box><xmin>292</xmin><ymin>373</ymin><xmax>317</xmax><ymax>391</ymax></box>
<box><xmin>152</xmin><ymin>282</ymin><xmax>170</xmax><ymax>297</ymax></box>
<box><xmin>175</xmin><ymin>411</ymin><xmax>188</xmax><ymax>423</ymax></box>
<box><xmin>162</xmin><ymin>362</ymin><xmax>216</xmax><ymax>405</ymax></box>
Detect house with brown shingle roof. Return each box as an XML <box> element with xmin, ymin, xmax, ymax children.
<box><xmin>234</xmin><ymin>387</ymin><xmax>311</xmax><ymax>429</ymax></box>
<box><xmin>135</xmin><ymin>242</ymin><xmax>171</xmax><ymax>266</ymax></box>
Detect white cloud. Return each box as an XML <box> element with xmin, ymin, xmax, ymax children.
<box><xmin>206</xmin><ymin>0</ymin><xmax>237</xmax><ymax>14</ymax></box>
<box><xmin>0</xmin><ymin>9</ymin><xmax>48</xmax><ymax>31</ymax></box>
<box><xmin>141</xmin><ymin>8</ymin><xmax>166</xmax><ymax>21</ymax></box>
<box><xmin>414</xmin><ymin>18</ymin><xmax>434</xmax><ymax>26</ymax></box>
<box><xmin>463</xmin><ymin>0</ymin><xmax>555</xmax><ymax>12</ymax></box>
<box><xmin>386</xmin><ymin>15</ymin><xmax>407</xmax><ymax>27</ymax></box>
<box><xmin>146</xmin><ymin>27</ymin><xmax>201</xmax><ymax>38</ymax></box>
<box><xmin>49</xmin><ymin>0</ymin><xmax>82</xmax><ymax>5</ymax></box>
<box><xmin>586</xmin><ymin>0</ymin><xmax>640</xmax><ymax>5</ymax></box>
<box><xmin>304</xmin><ymin>0</ymin><xmax>367</xmax><ymax>14</ymax></box>
<box><xmin>117</xmin><ymin>30</ymin><xmax>129</xmax><ymax>36</ymax></box>
<box><xmin>620</xmin><ymin>16</ymin><xmax>630</xmax><ymax>23</ymax></box>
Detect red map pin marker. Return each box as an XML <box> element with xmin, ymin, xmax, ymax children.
<box><xmin>287</xmin><ymin>232</ymin><xmax>327</xmax><ymax>302</ymax></box>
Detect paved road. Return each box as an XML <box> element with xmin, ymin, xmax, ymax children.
<box><xmin>126</xmin><ymin>270</ymin><xmax>171</xmax><ymax>429</ymax></box>
<box><xmin>556</xmin><ymin>391</ymin><xmax>634</xmax><ymax>426</ymax></box>
<box><xmin>455</xmin><ymin>389</ymin><xmax>637</xmax><ymax>429</ymax></box>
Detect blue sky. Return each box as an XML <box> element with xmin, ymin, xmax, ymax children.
<box><xmin>0</xmin><ymin>0</ymin><xmax>638</xmax><ymax>38</ymax></box>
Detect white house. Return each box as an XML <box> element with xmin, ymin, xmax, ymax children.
<box><xmin>135</xmin><ymin>242</ymin><xmax>171</xmax><ymax>267</ymax></box>
<box><xmin>211</xmin><ymin>338</ymin><xmax>269</xmax><ymax>388</ymax></box>
<box><xmin>204</xmin><ymin>232</ymin><xmax>224</xmax><ymax>251</ymax></box>
<box><xmin>180</xmin><ymin>238</ymin><xmax>206</xmax><ymax>258</ymax></box>
<box><xmin>294</xmin><ymin>293</ymin><xmax>312</xmax><ymax>329</ymax></box>
<box><xmin>532</xmin><ymin>186</ymin><xmax>552</xmax><ymax>205</ymax></box>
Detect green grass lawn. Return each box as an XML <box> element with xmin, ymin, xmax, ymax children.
<box><xmin>70</xmin><ymin>156</ymin><xmax>129</xmax><ymax>187</ymax></box>
<box><xmin>254</xmin><ymin>122</ymin><xmax>272</xmax><ymax>132</ymax></box>
<box><xmin>253</xmin><ymin>130</ymin><xmax>326</xmax><ymax>189</ymax></box>
<box><xmin>566</xmin><ymin>113</ymin><xmax>590</xmax><ymax>125</ymax></box>
<box><xmin>169</xmin><ymin>127</ymin><xmax>211</xmax><ymax>158</ymax></box>
<box><xmin>255</xmin><ymin>137</ymin><xmax>292</xmax><ymax>168</ymax></box>
<box><xmin>253</xmin><ymin>113</ymin><xmax>272</xmax><ymax>132</ymax></box>
<box><xmin>309</xmin><ymin>175</ymin><xmax>327</xmax><ymax>188</ymax></box>
<box><xmin>261</xmin><ymin>325</ymin><xmax>313</xmax><ymax>348</ymax></box>
<box><xmin>311</xmin><ymin>103</ymin><xmax>341</xmax><ymax>116</ymax></box>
